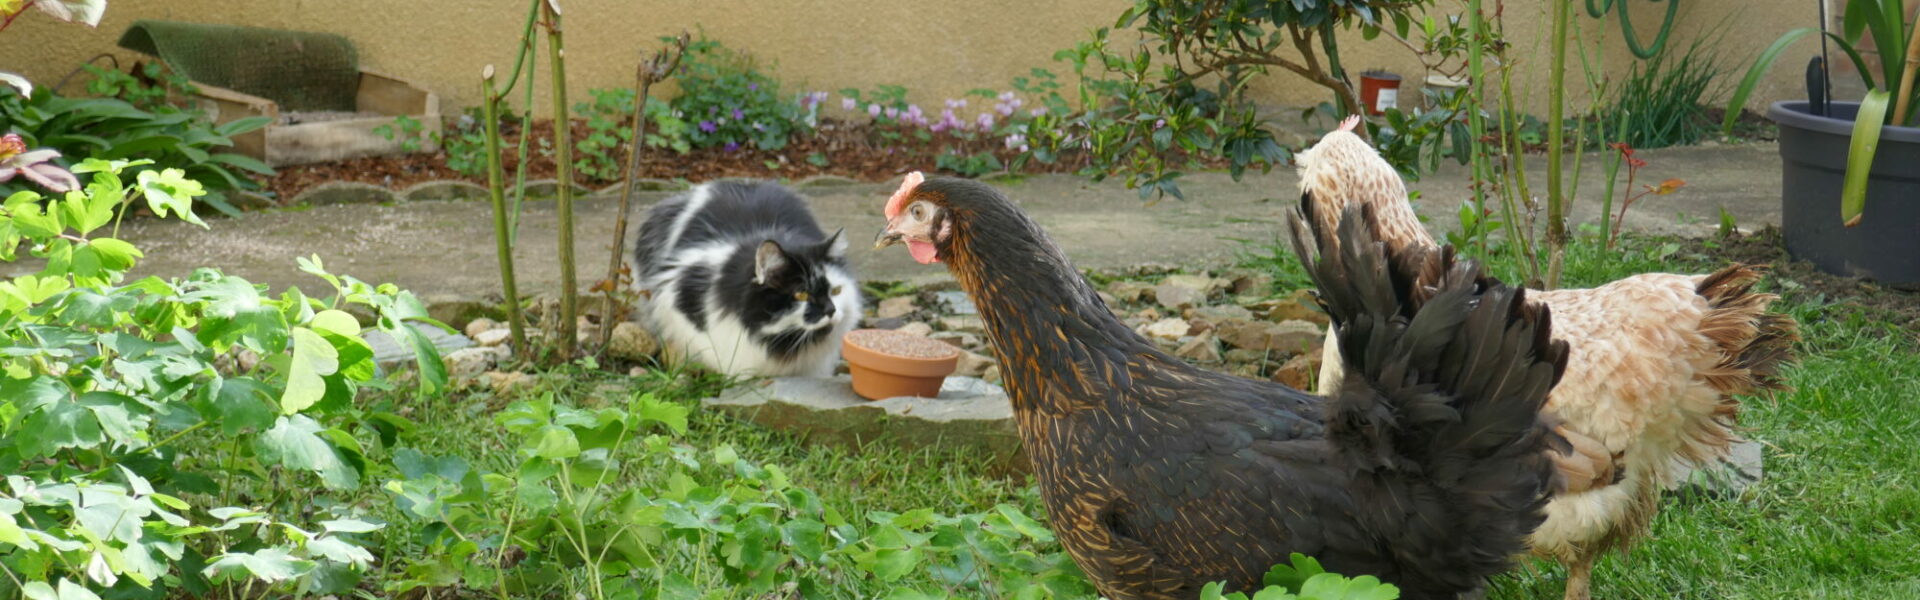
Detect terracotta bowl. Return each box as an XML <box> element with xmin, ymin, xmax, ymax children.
<box><xmin>842</xmin><ymin>328</ymin><xmax>961</xmax><ymax>400</ymax></box>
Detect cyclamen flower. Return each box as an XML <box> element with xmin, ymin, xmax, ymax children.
<box><xmin>976</xmin><ymin>112</ymin><xmax>995</xmax><ymax>131</ymax></box>
<box><xmin>1030</xmin><ymin>107</ymin><xmax>1048</xmax><ymax>117</ymax></box>
<box><xmin>1154</xmin><ymin>119</ymin><xmax>1166</xmax><ymax>130</ymax></box>
<box><xmin>883</xmin><ymin>106</ymin><xmax>899</xmax><ymax>119</ymax></box>
<box><xmin>1004</xmin><ymin>133</ymin><xmax>1026</xmax><ymax>150</ymax></box>
<box><xmin>945</xmin><ymin>98</ymin><xmax>967</xmax><ymax>110</ymax></box>
<box><xmin>842</xmin><ymin>96</ymin><xmax>858</xmax><ymax>111</ymax></box>
<box><xmin>698</xmin><ymin>120</ymin><xmax>718</xmax><ymax>133</ymax></box>
<box><xmin>937</xmin><ymin>108</ymin><xmax>963</xmax><ymax>131</ymax></box>
<box><xmin>905</xmin><ymin>104</ymin><xmax>924</xmax><ymax>120</ymax></box>
<box><xmin>867</xmin><ymin>103</ymin><xmax>882</xmax><ymax>118</ymax></box>
<box><xmin>752</xmin><ymin>122</ymin><xmax>766</xmax><ymax>131</ymax></box>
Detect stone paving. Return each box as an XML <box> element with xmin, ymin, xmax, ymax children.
<box><xmin>8</xmin><ymin>142</ymin><xmax>1784</xmax><ymax>299</ymax></box>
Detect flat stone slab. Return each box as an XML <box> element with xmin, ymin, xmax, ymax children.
<box><xmin>292</xmin><ymin>181</ymin><xmax>400</xmax><ymax>206</ymax></box>
<box><xmin>704</xmin><ymin>375</ymin><xmax>1024</xmax><ymax>472</ymax></box>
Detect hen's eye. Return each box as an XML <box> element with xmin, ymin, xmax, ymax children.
<box><xmin>794</xmin><ymin>291</ymin><xmax>810</xmax><ymax>302</ymax></box>
<box><xmin>830</xmin><ymin>285</ymin><xmax>843</xmax><ymax>297</ymax></box>
<box><xmin>910</xmin><ymin>203</ymin><xmax>928</xmax><ymax>220</ymax></box>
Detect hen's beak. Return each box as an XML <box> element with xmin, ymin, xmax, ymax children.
<box><xmin>874</xmin><ymin>217</ymin><xmax>903</xmax><ymax>249</ymax></box>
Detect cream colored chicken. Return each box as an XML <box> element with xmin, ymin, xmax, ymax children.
<box><xmin>1298</xmin><ymin>116</ymin><xmax>1799</xmax><ymax>600</ymax></box>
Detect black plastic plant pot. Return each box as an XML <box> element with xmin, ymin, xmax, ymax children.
<box><xmin>1768</xmin><ymin>101</ymin><xmax>1920</xmax><ymax>287</ymax></box>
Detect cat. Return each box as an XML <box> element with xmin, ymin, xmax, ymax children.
<box><xmin>630</xmin><ymin>180</ymin><xmax>862</xmax><ymax>377</ymax></box>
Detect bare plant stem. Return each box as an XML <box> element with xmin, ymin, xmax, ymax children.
<box><xmin>543</xmin><ymin>1</ymin><xmax>578</xmax><ymax>361</ymax></box>
<box><xmin>1544</xmin><ymin>0</ymin><xmax>1571</xmax><ymax>289</ymax></box>
<box><xmin>1894</xmin><ymin>18</ymin><xmax>1920</xmax><ymax>126</ymax></box>
<box><xmin>598</xmin><ymin>34</ymin><xmax>687</xmax><ymax>354</ymax></box>
<box><xmin>482</xmin><ymin>67</ymin><xmax>529</xmax><ymax>351</ymax></box>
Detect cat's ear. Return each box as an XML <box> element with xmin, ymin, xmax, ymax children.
<box><xmin>822</xmin><ymin>229</ymin><xmax>848</xmax><ymax>258</ymax></box>
<box><xmin>753</xmin><ymin>240</ymin><xmax>790</xmax><ymax>285</ymax></box>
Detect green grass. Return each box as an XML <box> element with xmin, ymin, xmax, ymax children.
<box><xmin>239</xmin><ymin>232</ymin><xmax>1916</xmax><ymax>598</ymax></box>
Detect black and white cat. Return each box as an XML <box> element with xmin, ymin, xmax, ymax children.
<box><xmin>631</xmin><ymin>180</ymin><xmax>862</xmax><ymax>377</ymax></box>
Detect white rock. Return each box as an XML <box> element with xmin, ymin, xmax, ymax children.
<box><xmin>877</xmin><ymin>296</ymin><xmax>919</xmax><ymax>319</ymax></box>
<box><xmin>464</xmin><ymin>318</ymin><xmax>500</xmax><ymax>338</ymax></box>
<box><xmin>955</xmin><ymin>349</ymin><xmax>996</xmax><ymax>377</ymax></box>
<box><xmin>444</xmin><ymin>346</ymin><xmax>510</xmax><ymax>378</ymax></box>
<box><xmin>897</xmin><ymin>321</ymin><xmax>934</xmax><ymax>337</ymax></box>
<box><xmin>607</xmin><ymin>321</ymin><xmax>660</xmax><ymax>361</ymax></box>
<box><xmin>473</xmin><ymin>328</ymin><xmax>512</xmax><ymax>347</ymax></box>
<box><xmin>1145</xmin><ymin>318</ymin><xmax>1193</xmax><ymax>340</ymax></box>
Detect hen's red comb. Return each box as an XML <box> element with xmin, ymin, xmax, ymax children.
<box><xmin>885</xmin><ymin>171</ymin><xmax>926</xmax><ymax>220</ymax></box>
<box><xmin>1337</xmin><ymin>115</ymin><xmax>1361</xmax><ymax>133</ymax></box>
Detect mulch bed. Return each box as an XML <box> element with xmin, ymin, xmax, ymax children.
<box><xmin>262</xmin><ymin>118</ymin><xmax>1095</xmax><ymax>201</ymax></box>
<box><xmin>1687</xmin><ymin>226</ymin><xmax>1920</xmax><ymax>334</ymax></box>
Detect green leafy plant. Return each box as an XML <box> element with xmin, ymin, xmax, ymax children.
<box><xmin>0</xmin><ymin>85</ymin><xmax>272</xmax><ymax>215</ymax></box>
<box><xmin>1199</xmin><ymin>554</ymin><xmax>1400</xmax><ymax>600</ymax></box>
<box><xmin>373</xmin><ymin>114</ymin><xmax>426</xmax><ymax>153</ymax></box>
<box><xmin>668</xmin><ymin>35</ymin><xmax>812</xmax><ymax>151</ymax></box>
<box><xmin>0</xmin><ymin>159</ymin><xmax>449</xmax><ymax>597</ymax></box>
<box><xmin>573</xmin><ymin>88</ymin><xmax>634</xmax><ymax>181</ymax></box>
<box><xmin>1590</xmin><ymin>34</ymin><xmax>1725</xmax><ymax>149</ymax></box>
<box><xmin>378</xmin><ymin>391</ymin><xmax>1096</xmax><ymax>599</ymax></box>
<box><xmin>1726</xmin><ymin>0</ymin><xmax>1920</xmax><ymax>226</ymax></box>
<box><xmin>82</xmin><ymin>62</ymin><xmax>198</xmax><ymax>111</ymax></box>
<box><xmin>935</xmin><ymin>149</ymin><xmax>1005</xmax><ymax>178</ymax></box>
<box><xmin>439</xmin><ymin>114</ymin><xmax>490</xmax><ymax>178</ymax></box>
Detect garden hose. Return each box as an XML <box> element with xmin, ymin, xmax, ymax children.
<box><xmin>1586</xmin><ymin>0</ymin><xmax>1680</xmax><ymax>59</ymax></box>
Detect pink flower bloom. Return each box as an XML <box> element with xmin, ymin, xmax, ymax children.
<box><xmin>1029</xmin><ymin>107</ymin><xmax>1048</xmax><ymax>117</ymax></box>
<box><xmin>867</xmin><ymin>103</ymin><xmax>881</xmax><ymax>118</ymax></box>
<box><xmin>1154</xmin><ymin>119</ymin><xmax>1166</xmax><ymax>130</ymax></box>
<box><xmin>976</xmin><ymin>112</ymin><xmax>995</xmax><ymax>131</ymax></box>
<box><xmin>994</xmin><ymin>102</ymin><xmax>1013</xmax><ymax>117</ymax></box>
<box><xmin>842</xmin><ymin>97</ymin><xmax>858</xmax><ymax>111</ymax></box>
<box><xmin>930</xmin><ymin>121</ymin><xmax>948</xmax><ymax>133</ymax></box>
<box><xmin>945</xmin><ymin>98</ymin><xmax>967</xmax><ymax>110</ymax></box>
<box><xmin>998</xmin><ymin>91</ymin><xmax>1016</xmax><ymax>102</ymax></box>
<box><xmin>884</xmin><ymin>106</ymin><xmax>899</xmax><ymax>119</ymax></box>
<box><xmin>1004</xmin><ymin>133</ymin><xmax>1026</xmax><ymax>149</ymax></box>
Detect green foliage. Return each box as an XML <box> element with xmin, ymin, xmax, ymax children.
<box><xmin>0</xmin><ymin>81</ymin><xmax>272</xmax><ymax>215</ymax></box>
<box><xmin>935</xmin><ymin>149</ymin><xmax>1004</xmax><ymax>178</ymax></box>
<box><xmin>1199</xmin><ymin>554</ymin><xmax>1400</xmax><ymax>599</ymax></box>
<box><xmin>573</xmin><ymin>87</ymin><xmax>634</xmax><ymax>181</ymax></box>
<box><xmin>438</xmin><ymin>111</ymin><xmax>491</xmax><ymax>178</ymax></box>
<box><xmin>0</xmin><ymin>160</ymin><xmax>448</xmax><ymax>597</ymax></box>
<box><xmin>666</xmin><ymin>35</ymin><xmax>814</xmax><ymax>151</ymax></box>
<box><xmin>81</xmin><ymin>63</ymin><xmax>197</xmax><ymax>111</ymax></box>
<box><xmin>1590</xmin><ymin>35</ymin><xmax>1724</xmax><ymax>149</ymax></box>
<box><xmin>373</xmin><ymin>114</ymin><xmax>426</xmax><ymax>153</ymax></box>
<box><xmin>378</xmin><ymin>391</ymin><xmax>1095</xmax><ymax>598</ymax></box>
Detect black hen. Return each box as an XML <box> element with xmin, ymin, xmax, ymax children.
<box><xmin>874</xmin><ymin>176</ymin><xmax>1569</xmax><ymax>600</ymax></box>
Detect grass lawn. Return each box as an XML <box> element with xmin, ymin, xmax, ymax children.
<box><xmin>184</xmin><ymin>232</ymin><xmax>1916</xmax><ymax>599</ymax></box>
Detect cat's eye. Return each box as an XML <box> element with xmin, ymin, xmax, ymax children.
<box><xmin>793</xmin><ymin>291</ymin><xmax>810</xmax><ymax>302</ymax></box>
<box><xmin>830</xmin><ymin>285</ymin><xmax>843</xmax><ymax>297</ymax></box>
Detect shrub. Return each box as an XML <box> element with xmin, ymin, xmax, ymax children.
<box><xmin>0</xmin><ymin>159</ymin><xmax>449</xmax><ymax>597</ymax></box>
<box><xmin>0</xmin><ymin>76</ymin><xmax>272</xmax><ymax>215</ymax></box>
<box><xmin>667</xmin><ymin>35</ymin><xmax>813</xmax><ymax>151</ymax></box>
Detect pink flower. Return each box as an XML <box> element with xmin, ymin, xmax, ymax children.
<box><xmin>945</xmin><ymin>98</ymin><xmax>967</xmax><ymax>110</ymax></box>
<box><xmin>1154</xmin><ymin>119</ymin><xmax>1166</xmax><ymax>130</ymax></box>
<box><xmin>842</xmin><ymin>97</ymin><xmax>858</xmax><ymax>111</ymax></box>
<box><xmin>1004</xmin><ymin>133</ymin><xmax>1027</xmax><ymax>149</ymax></box>
<box><xmin>867</xmin><ymin>103</ymin><xmax>881</xmax><ymax>118</ymax></box>
<box><xmin>1029</xmin><ymin>107</ymin><xmax>1048</xmax><ymax>117</ymax></box>
<box><xmin>998</xmin><ymin>91</ymin><xmax>1016</xmax><ymax>102</ymax></box>
<box><xmin>883</xmin><ymin>106</ymin><xmax>899</xmax><ymax>119</ymax></box>
<box><xmin>0</xmin><ymin>133</ymin><xmax>78</xmax><ymax>193</ymax></box>
<box><xmin>905</xmin><ymin>104</ymin><xmax>924</xmax><ymax>122</ymax></box>
<box><xmin>976</xmin><ymin>112</ymin><xmax>995</xmax><ymax>131</ymax></box>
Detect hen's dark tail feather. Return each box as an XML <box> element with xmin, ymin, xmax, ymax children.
<box><xmin>1288</xmin><ymin>200</ymin><xmax>1570</xmax><ymax>593</ymax></box>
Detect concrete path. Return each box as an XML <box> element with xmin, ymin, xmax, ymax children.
<box><xmin>40</xmin><ymin>142</ymin><xmax>1780</xmax><ymax>299</ymax></box>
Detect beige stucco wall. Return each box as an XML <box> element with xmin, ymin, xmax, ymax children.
<box><xmin>2</xmin><ymin>1</ymin><xmax>1828</xmax><ymax>124</ymax></box>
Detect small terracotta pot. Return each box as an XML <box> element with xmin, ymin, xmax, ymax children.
<box><xmin>842</xmin><ymin>328</ymin><xmax>961</xmax><ymax>400</ymax></box>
